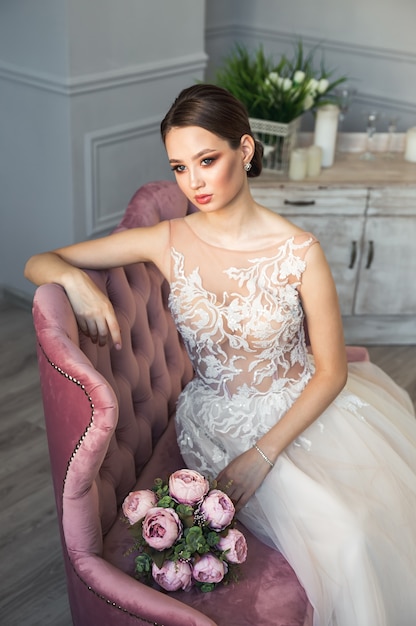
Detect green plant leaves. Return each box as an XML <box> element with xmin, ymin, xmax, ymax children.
<box><xmin>215</xmin><ymin>40</ymin><xmax>347</xmax><ymax>123</ymax></box>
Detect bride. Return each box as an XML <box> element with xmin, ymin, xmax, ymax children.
<box><xmin>25</xmin><ymin>84</ymin><xmax>416</xmax><ymax>626</ymax></box>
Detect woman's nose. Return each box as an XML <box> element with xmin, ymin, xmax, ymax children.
<box><xmin>189</xmin><ymin>169</ymin><xmax>204</xmax><ymax>190</ymax></box>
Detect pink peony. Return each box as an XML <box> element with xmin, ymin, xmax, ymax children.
<box><xmin>169</xmin><ymin>469</ymin><xmax>210</xmax><ymax>506</ymax></box>
<box><xmin>192</xmin><ymin>554</ymin><xmax>228</xmax><ymax>584</ymax></box>
<box><xmin>152</xmin><ymin>560</ymin><xmax>193</xmax><ymax>592</ymax></box>
<box><xmin>200</xmin><ymin>489</ymin><xmax>235</xmax><ymax>530</ymax></box>
<box><xmin>217</xmin><ymin>528</ymin><xmax>248</xmax><ymax>564</ymax></box>
<box><xmin>142</xmin><ymin>507</ymin><xmax>182</xmax><ymax>551</ymax></box>
<box><xmin>122</xmin><ymin>490</ymin><xmax>158</xmax><ymax>525</ymax></box>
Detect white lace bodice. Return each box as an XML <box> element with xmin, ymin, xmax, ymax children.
<box><xmin>164</xmin><ymin>221</ymin><xmax>416</xmax><ymax>626</ymax></box>
<box><xmin>168</xmin><ymin>219</ymin><xmax>318</xmax><ymax>399</ymax></box>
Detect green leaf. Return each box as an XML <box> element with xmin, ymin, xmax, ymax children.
<box><xmin>129</xmin><ymin>521</ymin><xmax>145</xmax><ymax>541</ymax></box>
<box><xmin>135</xmin><ymin>553</ymin><xmax>152</xmax><ymax>574</ymax></box>
<box><xmin>157</xmin><ymin>495</ymin><xmax>176</xmax><ymax>508</ymax></box>
<box><xmin>206</xmin><ymin>531</ymin><xmax>220</xmax><ymax>548</ymax></box>
<box><xmin>145</xmin><ymin>546</ymin><xmax>172</xmax><ymax>570</ymax></box>
<box><xmin>186</xmin><ymin>525</ymin><xmax>203</xmax><ymax>538</ymax></box>
<box><xmin>151</xmin><ymin>477</ymin><xmax>171</xmax><ymax>500</ymax></box>
<box><xmin>175</xmin><ymin>503</ymin><xmax>195</xmax><ymax>527</ymax></box>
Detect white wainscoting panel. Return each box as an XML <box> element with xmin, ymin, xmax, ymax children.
<box><xmin>84</xmin><ymin>118</ymin><xmax>167</xmax><ymax>236</ymax></box>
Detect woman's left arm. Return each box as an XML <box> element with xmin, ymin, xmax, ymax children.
<box><xmin>257</xmin><ymin>241</ymin><xmax>348</xmax><ymax>453</ymax></box>
<box><xmin>218</xmin><ymin>243</ymin><xmax>348</xmax><ymax>510</ymax></box>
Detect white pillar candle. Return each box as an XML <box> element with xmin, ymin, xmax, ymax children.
<box><xmin>404</xmin><ymin>127</ymin><xmax>416</xmax><ymax>162</ymax></box>
<box><xmin>307</xmin><ymin>145</ymin><xmax>322</xmax><ymax>177</ymax></box>
<box><xmin>314</xmin><ymin>104</ymin><xmax>340</xmax><ymax>167</ymax></box>
<box><xmin>289</xmin><ymin>148</ymin><xmax>307</xmax><ymax>181</ymax></box>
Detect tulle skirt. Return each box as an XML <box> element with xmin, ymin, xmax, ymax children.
<box><xmin>175</xmin><ymin>359</ymin><xmax>416</xmax><ymax>626</ymax></box>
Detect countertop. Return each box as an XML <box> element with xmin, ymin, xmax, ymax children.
<box><xmin>250</xmin><ymin>133</ymin><xmax>416</xmax><ymax>188</ymax></box>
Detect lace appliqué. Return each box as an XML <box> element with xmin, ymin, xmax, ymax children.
<box><xmin>168</xmin><ymin>236</ymin><xmax>314</xmax><ymax>398</ymax></box>
<box><xmin>169</xmin><ymin>234</ymin><xmax>316</xmax><ymax>473</ymax></box>
<box><xmin>334</xmin><ymin>390</ymin><xmax>370</xmax><ymax>421</ymax></box>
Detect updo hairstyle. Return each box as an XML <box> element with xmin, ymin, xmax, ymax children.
<box><xmin>160</xmin><ymin>84</ymin><xmax>263</xmax><ymax>178</ymax></box>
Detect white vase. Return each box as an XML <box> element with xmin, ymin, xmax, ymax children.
<box><xmin>314</xmin><ymin>105</ymin><xmax>340</xmax><ymax>167</ymax></box>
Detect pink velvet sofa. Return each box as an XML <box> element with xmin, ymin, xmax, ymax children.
<box><xmin>32</xmin><ymin>180</ymin><xmax>368</xmax><ymax>626</ymax></box>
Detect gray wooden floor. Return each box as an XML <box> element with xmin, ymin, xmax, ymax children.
<box><xmin>1</xmin><ymin>297</ymin><xmax>415</xmax><ymax>626</ymax></box>
<box><xmin>0</xmin><ymin>298</ymin><xmax>72</xmax><ymax>626</ymax></box>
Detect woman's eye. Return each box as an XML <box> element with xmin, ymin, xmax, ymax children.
<box><xmin>171</xmin><ymin>164</ymin><xmax>186</xmax><ymax>173</ymax></box>
<box><xmin>201</xmin><ymin>157</ymin><xmax>215</xmax><ymax>166</ymax></box>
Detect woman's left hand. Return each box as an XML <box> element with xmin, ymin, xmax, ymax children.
<box><xmin>216</xmin><ymin>447</ymin><xmax>273</xmax><ymax>512</ymax></box>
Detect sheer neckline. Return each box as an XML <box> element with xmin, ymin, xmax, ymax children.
<box><xmin>180</xmin><ymin>217</ymin><xmax>310</xmax><ymax>254</ymax></box>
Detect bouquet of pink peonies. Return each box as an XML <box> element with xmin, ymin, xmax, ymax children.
<box><xmin>122</xmin><ymin>469</ymin><xmax>248</xmax><ymax>593</ymax></box>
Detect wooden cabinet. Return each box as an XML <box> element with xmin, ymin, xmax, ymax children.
<box><xmin>250</xmin><ymin>171</ymin><xmax>416</xmax><ymax>344</ymax></box>
<box><xmin>355</xmin><ymin>188</ymin><xmax>416</xmax><ymax>316</ymax></box>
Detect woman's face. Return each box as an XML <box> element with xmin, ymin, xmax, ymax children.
<box><xmin>164</xmin><ymin>126</ymin><xmax>252</xmax><ymax>213</ymax></box>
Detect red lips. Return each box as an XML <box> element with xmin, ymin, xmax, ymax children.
<box><xmin>194</xmin><ymin>194</ymin><xmax>212</xmax><ymax>205</ymax></box>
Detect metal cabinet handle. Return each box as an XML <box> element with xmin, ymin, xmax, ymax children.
<box><xmin>365</xmin><ymin>240</ymin><xmax>374</xmax><ymax>269</ymax></box>
<box><xmin>283</xmin><ymin>199</ymin><xmax>316</xmax><ymax>206</ymax></box>
<box><xmin>348</xmin><ymin>241</ymin><xmax>357</xmax><ymax>269</ymax></box>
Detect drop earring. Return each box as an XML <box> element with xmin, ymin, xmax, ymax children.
<box><xmin>244</xmin><ymin>162</ymin><xmax>252</xmax><ymax>172</ymax></box>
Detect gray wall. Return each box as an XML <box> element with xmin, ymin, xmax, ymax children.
<box><xmin>2</xmin><ymin>0</ymin><xmax>415</xmax><ymax>299</ymax></box>
<box><xmin>205</xmin><ymin>0</ymin><xmax>416</xmax><ymax>133</ymax></box>
<box><xmin>0</xmin><ymin>0</ymin><xmax>206</xmax><ymax>298</ymax></box>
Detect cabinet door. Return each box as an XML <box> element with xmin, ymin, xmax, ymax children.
<box><xmin>250</xmin><ymin>185</ymin><xmax>367</xmax><ymax>314</ymax></box>
<box><xmin>290</xmin><ymin>213</ymin><xmax>365</xmax><ymax>314</ymax></box>
<box><xmin>354</xmin><ymin>215</ymin><xmax>416</xmax><ymax>314</ymax></box>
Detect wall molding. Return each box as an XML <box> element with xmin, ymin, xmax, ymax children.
<box><xmin>0</xmin><ymin>52</ymin><xmax>208</xmax><ymax>96</ymax></box>
<box><xmin>84</xmin><ymin>118</ymin><xmax>162</xmax><ymax>236</ymax></box>
<box><xmin>206</xmin><ymin>24</ymin><xmax>416</xmax><ymax>66</ymax></box>
<box><xmin>206</xmin><ymin>25</ymin><xmax>416</xmax><ymax>117</ymax></box>
<box><xmin>354</xmin><ymin>91</ymin><xmax>416</xmax><ymax>115</ymax></box>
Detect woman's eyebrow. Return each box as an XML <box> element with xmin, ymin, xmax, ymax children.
<box><xmin>169</xmin><ymin>148</ymin><xmax>217</xmax><ymax>164</ymax></box>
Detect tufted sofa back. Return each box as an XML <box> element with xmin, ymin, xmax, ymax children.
<box><xmin>34</xmin><ymin>180</ymin><xmax>195</xmax><ymax>536</ymax></box>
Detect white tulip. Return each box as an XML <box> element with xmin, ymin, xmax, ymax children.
<box><xmin>268</xmin><ymin>71</ymin><xmax>279</xmax><ymax>84</ymax></box>
<box><xmin>282</xmin><ymin>77</ymin><xmax>293</xmax><ymax>91</ymax></box>
<box><xmin>303</xmin><ymin>94</ymin><xmax>315</xmax><ymax>111</ymax></box>
<box><xmin>293</xmin><ymin>70</ymin><xmax>306</xmax><ymax>84</ymax></box>
<box><xmin>317</xmin><ymin>78</ymin><xmax>329</xmax><ymax>94</ymax></box>
<box><xmin>307</xmin><ymin>78</ymin><xmax>319</xmax><ymax>94</ymax></box>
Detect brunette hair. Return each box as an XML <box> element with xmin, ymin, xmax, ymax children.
<box><xmin>160</xmin><ymin>84</ymin><xmax>263</xmax><ymax>178</ymax></box>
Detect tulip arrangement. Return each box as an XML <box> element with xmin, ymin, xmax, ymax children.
<box><xmin>215</xmin><ymin>41</ymin><xmax>347</xmax><ymax>124</ymax></box>
<box><xmin>122</xmin><ymin>469</ymin><xmax>248</xmax><ymax>593</ymax></box>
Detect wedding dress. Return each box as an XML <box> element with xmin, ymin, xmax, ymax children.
<box><xmin>167</xmin><ymin>218</ymin><xmax>416</xmax><ymax>626</ymax></box>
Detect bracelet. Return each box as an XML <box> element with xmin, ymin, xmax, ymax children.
<box><xmin>253</xmin><ymin>443</ymin><xmax>274</xmax><ymax>468</ymax></box>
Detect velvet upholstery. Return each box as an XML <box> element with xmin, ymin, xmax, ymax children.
<box><xmin>33</xmin><ymin>180</ymin><xmax>368</xmax><ymax>626</ymax></box>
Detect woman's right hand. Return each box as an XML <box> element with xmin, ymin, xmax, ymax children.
<box><xmin>25</xmin><ymin>244</ymin><xmax>130</xmax><ymax>350</ymax></box>
<box><xmin>24</xmin><ymin>224</ymin><xmax>170</xmax><ymax>350</ymax></box>
<box><xmin>62</xmin><ymin>269</ymin><xmax>122</xmax><ymax>349</ymax></box>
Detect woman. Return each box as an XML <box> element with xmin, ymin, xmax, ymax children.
<box><xmin>25</xmin><ymin>84</ymin><xmax>416</xmax><ymax>626</ymax></box>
